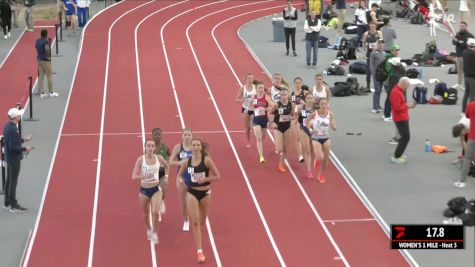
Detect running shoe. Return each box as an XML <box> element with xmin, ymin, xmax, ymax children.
<box><xmin>9</xmin><ymin>205</ymin><xmax>27</xmax><ymax>213</ymax></box>
<box><xmin>298</xmin><ymin>155</ymin><xmax>304</xmax><ymax>163</ymax></box>
<box><xmin>158</xmin><ymin>213</ymin><xmax>162</xmax><ymax>222</ymax></box>
<box><xmin>160</xmin><ymin>201</ymin><xmax>166</xmax><ymax>214</ymax></box>
<box><xmin>40</xmin><ymin>93</ymin><xmax>48</xmax><ymax>99</ymax></box>
<box><xmin>259</xmin><ymin>157</ymin><xmax>265</xmax><ymax>164</ymax></box>
<box><xmin>49</xmin><ymin>92</ymin><xmax>59</xmax><ymax>97</ymax></box>
<box><xmin>388</xmin><ymin>137</ymin><xmax>399</xmax><ymax>145</ymax></box>
<box><xmin>7</xmin><ymin>32</ymin><xmax>10</xmax><ymax>38</ymax></box>
<box><xmin>390</xmin><ymin>156</ymin><xmax>407</xmax><ymax>164</ymax></box>
<box><xmin>182</xmin><ymin>220</ymin><xmax>190</xmax><ymax>232</ymax></box>
<box><xmin>454</xmin><ymin>181</ymin><xmax>466</xmax><ymax>188</ymax></box>
<box><xmin>293</xmin><ymin>51</ymin><xmax>297</xmax><ymax>57</ymax></box>
<box><xmin>197</xmin><ymin>251</ymin><xmax>206</xmax><ymax>264</ymax></box>
<box><xmin>151</xmin><ymin>232</ymin><xmax>159</xmax><ymax>244</ymax></box>
<box><xmin>371</xmin><ymin>109</ymin><xmax>378</xmax><ymax>114</ymax></box>
<box><xmin>147</xmin><ymin>230</ymin><xmax>152</xmax><ymax>241</ymax></box>
<box><xmin>277</xmin><ymin>163</ymin><xmax>287</xmax><ymax>173</ymax></box>
<box><xmin>3</xmin><ymin>35</ymin><xmax>7</xmax><ymax>39</ymax></box>
<box><xmin>3</xmin><ymin>204</ymin><xmax>9</xmax><ymax>210</ymax></box>
<box><xmin>307</xmin><ymin>171</ymin><xmax>314</xmax><ymax>179</ymax></box>
<box><xmin>318</xmin><ymin>175</ymin><xmax>325</xmax><ymax>183</ymax></box>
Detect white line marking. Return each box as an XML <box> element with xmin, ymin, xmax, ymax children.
<box><xmin>322</xmin><ymin>218</ymin><xmax>377</xmax><ymax>223</ymax></box>
<box><xmin>21</xmin><ymin>1</ymin><xmax>127</xmax><ymax>266</ymax></box>
<box><xmin>211</xmin><ymin>6</ymin><xmax>350</xmax><ymax>266</ymax></box>
<box><xmin>135</xmin><ymin>1</ymin><xmax>190</xmax><ymax>266</ymax></box>
<box><xmin>158</xmin><ymin>1</ymin><xmax>227</xmax><ymax>266</ymax></box>
<box><xmin>61</xmin><ymin>130</ymin><xmax>246</xmax><ymax>136</ymax></box>
<box><xmin>33</xmin><ymin>25</ymin><xmax>56</xmax><ymax>28</ymax></box>
<box><xmin>19</xmin><ymin>230</ymin><xmax>32</xmax><ymax>267</ymax></box>
<box><xmin>234</xmin><ymin>10</ymin><xmax>419</xmax><ymax>267</ymax></box>
<box><xmin>87</xmin><ymin>2</ymin><xmax>158</xmax><ymax>267</ymax></box>
<box><xmin>0</xmin><ymin>30</ymin><xmax>25</xmax><ymax>69</ymax></box>
<box><xmin>186</xmin><ymin>1</ymin><xmax>288</xmax><ymax>266</ymax></box>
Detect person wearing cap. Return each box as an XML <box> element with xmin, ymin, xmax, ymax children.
<box><xmin>36</xmin><ymin>29</ymin><xmax>59</xmax><ymax>99</ymax></box>
<box><xmin>3</xmin><ymin>108</ymin><xmax>33</xmax><ymax>212</ymax></box>
<box><xmin>382</xmin><ymin>44</ymin><xmax>400</xmax><ymax>122</ymax></box>
<box><xmin>390</xmin><ymin>77</ymin><xmax>415</xmax><ymax>164</ymax></box>
<box><xmin>370</xmin><ymin>39</ymin><xmax>386</xmax><ymax>113</ymax></box>
<box><xmin>462</xmin><ymin>38</ymin><xmax>475</xmax><ymax>114</ymax></box>
<box><xmin>283</xmin><ymin>0</ymin><xmax>298</xmax><ymax>56</ymax></box>
<box><xmin>452</xmin><ymin>21</ymin><xmax>473</xmax><ymax>91</ymax></box>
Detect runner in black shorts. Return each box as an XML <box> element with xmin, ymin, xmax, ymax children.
<box><xmin>298</xmin><ymin>92</ymin><xmax>316</xmax><ymax>178</ymax></box>
<box><xmin>290</xmin><ymin>77</ymin><xmax>308</xmax><ymax>163</ymax></box>
<box><xmin>177</xmin><ymin>138</ymin><xmax>220</xmax><ymax>264</ymax></box>
<box><xmin>252</xmin><ymin>83</ymin><xmax>273</xmax><ymax>163</ymax></box>
<box><xmin>132</xmin><ymin>140</ymin><xmax>169</xmax><ymax>244</ymax></box>
<box><xmin>270</xmin><ymin>89</ymin><xmax>297</xmax><ymax>172</ymax></box>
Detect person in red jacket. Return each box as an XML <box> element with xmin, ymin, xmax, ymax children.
<box><xmin>390</xmin><ymin>77</ymin><xmax>416</xmax><ymax>164</ymax></box>
<box><xmin>455</xmin><ymin>101</ymin><xmax>475</xmax><ymax>188</ymax></box>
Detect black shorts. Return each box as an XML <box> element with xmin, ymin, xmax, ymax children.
<box><xmin>187</xmin><ymin>187</ymin><xmax>210</xmax><ymax>202</ymax></box>
<box><xmin>276</xmin><ymin>121</ymin><xmax>291</xmax><ymax>133</ymax></box>
<box><xmin>241</xmin><ymin>107</ymin><xmax>254</xmax><ymax>116</ymax></box>
<box><xmin>312</xmin><ymin>137</ymin><xmax>329</xmax><ymax>145</ymax></box>
<box><xmin>252</xmin><ymin>116</ymin><xmax>268</xmax><ymax>128</ymax></box>
<box><xmin>140</xmin><ymin>185</ymin><xmax>160</xmax><ymax>199</ymax></box>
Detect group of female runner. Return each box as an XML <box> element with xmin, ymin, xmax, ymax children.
<box><xmin>236</xmin><ymin>72</ymin><xmax>336</xmax><ymax>181</ymax></box>
<box><xmin>130</xmin><ymin>71</ymin><xmax>336</xmax><ymax>264</ymax></box>
<box><xmin>132</xmin><ymin>128</ymin><xmax>220</xmax><ymax>264</ymax></box>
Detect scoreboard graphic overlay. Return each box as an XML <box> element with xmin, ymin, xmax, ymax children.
<box><xmin>391</xmin><ymin>224</ymin><xmax>464</xmax><ymax>249</ymax></box>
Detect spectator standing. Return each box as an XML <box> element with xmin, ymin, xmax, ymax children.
<box><xmin>64</xmin><ymin>0</ymin><xmax>77</xmax><ymax>36</ymax></box>
<box><xmin>3</xmin><ymin>108</ymin><xmax>33</xmax><ymax>212</ymax></box>
<box><xmin>57</xmin><ymin>0</ymin><xmax>64</xmax><ymax>27</ymax></box>
<box><xmin>0</xmin><ymin>0</ymin><xmax>12</xmax><ymax>39</ymax></box>
<box><xmin>453</xmin><ymin>22</ymin><xmax>473</xmax><ymax>90</ymax></box>
<box><xmin>283</xmin><ymin>0</ymin><xmax>298</xmax><ymax>56</ymax></box>
<box><xmin>459</xmin><ymin>0</ymin><xmax>471</xmax><ymax>24</ymax></box>
<box><xmin>366</xmin><ymin>3</ymin><xmax>383</xmax><ymax>27</ymax></box>
<box><xmin>77</xmin><ymin>0</ymin><xmax>89</xmax><ymax>28</ymax></box>
<box><xmin>23</xmin><ymin>0</ymin><xmax>34</xmax><ymax>32</ymax></box>
<box><xmin>390</xmin><ymin>77</ymin><xmax>415</xmax><ymax>164</ymax></box>
<box><xmin>370</xmin><ymin>39</ymin><xmax>385</xmax><ymax>113</ymax></box>
<box><xmin>380</xmin><ymin>17</ymin><xmax>396</xmax><ymax>53</ymax></box>
<box><xmin>455</xmin><ymin>100</ymin><xmax>475</xmax><ymax>188</ymax></box>
<box><xmin>334</xmin><ymin>0</ymin><xmax>346</xmax><ymax>35</ymax></box>
<box><xmin>382</xmin><ymin>44</ymin><xmax>400</xmax><ymax>121</ymax></box>
<box><xmin>462</xmin><ymin>38</ymin><xmax>475</xmax><ymax>113</ymax></box>
<box><xmin>354</xmin><ymin>0</ymin><xmax>368</xmax><ymax>49</ymax></box>
<box><xmin>304</xmin><ymin>10</ymin><xmax>321</xmax><ymax>68</ymax></box>
<box><xmin>36</xmin><ymin>29</ymin><xmax>59</xmax><ymax>98</ymax></box>
<box><xmin>10</xmin><ymin>0</ymin><xmax>19</xmax><ymax>28</ymax></box>
<box><xmin>362</xmin><ymin>22</ymin><xmax>382</xmax><ymax>91</ymax></box>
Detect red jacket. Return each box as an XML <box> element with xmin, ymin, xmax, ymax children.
<box><xmin>390</xmin><ymin>84</ymin><xmax>408</xmax><ymax>122</ymax></box>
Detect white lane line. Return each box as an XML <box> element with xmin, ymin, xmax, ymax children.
<box><xmin>322</xmin><ymin>218</ymin><xmax>377</xmax><ymax>223</ymax></box>
<box><xmin>21</xmin><ymin>1</ymin><xmax>128</xmax><ymax>266</ymax></box>
<box><xmin>87</xmin><ymin>2</ymin><xmax>157</xmax><ymax>267</ymax></box>
<box><xmin>134</xmin><ymin>1</ymin><xmax>189</xmax><ymax>266</ymax></box>
<box><xmin>61</xmin><ymin>130</ymin><xmax>246</xmax><ymax>136</ymax></box>
<box><xmin>159</xmin><ymin>1</ymin><xmax>227</xmax><ymax>266</ymax></box>
<box><xmin>234</xmin><ymin>9</ymin><xmax>419</xmax><ymax>267</ymax></box>
<box><xmin>186</xmin><ymin>1</ymin><xmax>288</xmax><ymax>266</ymax></box>
<box><xmin>0</xmin><ymin>31</ymin><xmax>25</xmax><ymax>69</ymax></box>
<box><xmin>211</xmin><ymin>6</ymin><xmax>350</xmax><ymax>267</ymax></box>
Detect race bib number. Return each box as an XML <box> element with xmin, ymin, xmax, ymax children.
<box><xmin>279</xmin><ymin>115</ymin><xmax>291</xmax><ymax>122</ymax></box>
<box><xmin>254</xmin><ymin>107</ymin><xmax>265</xmax><ymax>116</ymax></box>
<box><xmin>179</xmin><ymin>151</ymin><xmax>189</xmax><ymax>160</ymax></box>
<box><xmin>278</xmin><ymin>108</ymin><xmax>284</xmax><ymax>115</ymax></box>
<box><xmin>301</xmin><ymin>110</ymin><xmax>307</xmax><ymax>118</ymax></box>
<box><xmin>369</xmin><ymin>42</ymin><xmax>377</xmax><ymax>49</ymax></box>
<box><xmin>252</xmin><ymin>99</ymin><xmax>258</xmax><ymax>105</ymax></box>
<box><xmin>191</xmin><ymin>172</ymin><xmax>205</xmax><ymax>183</ymax></box>
<box><xmin>142</xmin><ymin>167</ymin><xmax>158</xmax><ymax>183</ymax></box>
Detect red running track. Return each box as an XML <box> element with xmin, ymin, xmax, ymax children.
<box><xmin>23</xmin><ymin>1</ymin><xmax>414</xmax><ymax>266</ymax></box>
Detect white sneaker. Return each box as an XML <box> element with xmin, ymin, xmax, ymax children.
<box><xmin>49</xmin><ymin>92</ymin><xmax>59</xmax><ymax>97</ymax></box>
<box><xmin>383</xmin><ymin>117</ymin><xmax>392</xmax><ymax>122</ymax></box>
<box><xmin>298</xmin><ymin>155</ymin><xmax>304</xmax><ymax>163</ymax></box>
<box><xmin>7</xmin><ymin>32</ymin><xmax>11</xmax><ymax>38</ymax></box>
<box><xmin>182</xmin><ymin>220</ymin><xmax>190</xmax><ymax>232</ymax></box>
<box><xmin>454</xmin><ymin>181</ymin><xmax>466</xmax><ymax>188</ymax></box>
<box><xmin>442</xmin><ymin>217</ymin><xmax>463</xmax><ymax>225</ymax></box>
<box><xmin>388</xmin><ymin>138</ymin><xmax>399</xmax><ymax>145</ymax></box>
<box><xmin>3</xmin><ymin>35</ymin><xmax>7</xmax><ymax>39</ymax></box>
<box><xmin>151</xmin><ymin>232</ymin><xmax>159</xmax><ymax>244</ymax></box>
<box><xmin>147</xmin><ymin>230</ymin><xmax>152</xmax><ymax>240</ymax></box>
<box><xmin>391</xmin><ymin>156</ymin><xmax>407</xmax><ymax>164</ymax></box>
<box><xmin>369</xmin><ymin>88</ymin><xmax>375</xmax><ymax>93</ymax></box>
<box><xmin>159</xmin><ymin>201</ymin><xmax>165</xmax><ymax>214</ymax></box>
<box><xmin>40</xmin><ymin>93</ymin><xmax>48</xmax><ymax>98</ymax></box>
<box><xmin>371</xmin><ymin>109</ymin><xmax>378</xmax><ymax>114</ymax></box>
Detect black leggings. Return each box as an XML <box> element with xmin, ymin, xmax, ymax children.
<box><xmin>394</xmin><ymin>120</ymin><xmax>410</xmax><ymax>158</ymax></box>
<box><xmin>284</xmin><ymin>27</ymin><xmax>296</xmax><ymax>52</ymax></box>
<box><xmin>1</xmin><ymin>13</ymin><xmax>12</xmax><ymax>35</ymax></box>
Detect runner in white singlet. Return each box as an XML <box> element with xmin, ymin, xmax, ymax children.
<box><xmin>235</xmin><ymin>73</ymin><xmax>257</xmax><ymax>148</ymax></box>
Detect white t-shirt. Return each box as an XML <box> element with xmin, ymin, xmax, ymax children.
<box><xmin>355</xmin><ymin>8</ymin><xmax>368</xmax><ymax>25</ymax></box>
<box><xmin>459</xmin><ymin>115</ymin><xmax>470</xmax><ymax>129</ymax></box>
<box><xmin>460</xmin><ymin>0</ymin><xmax>470</xmax><ymax>12</ymax></box>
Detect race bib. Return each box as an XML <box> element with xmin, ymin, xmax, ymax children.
<box><xmin>179</xmin><ymin>151</ymin><xmax>189</xmax><ymax>160</ymax></box>
<box><xmin>278</xmin><ymin>108</ymin><xmax>284</xmax><ymax>115</ymax></box>
<box><xmin>279</xmin><ymin>115</ymin><xmax>291</xmax><ymax>122</ymax></box>
<box><xmin>142</xmin><ymin>166</ymin><xmax>158</xmax><ymax>183</ymax></box>
<box><xmin>254</xmin><ymin>107</ymin><xmax>265</xmax><ymax>116</ymax></box>
<box><xmin>368</xmin><ymin>42</ymin><xmax>377</xmax><ymax>49</ymax></box>
<box><xmin>191</xmin><ymin>172</ymin><xmax>205</xmax><ymax>183</ymax></box>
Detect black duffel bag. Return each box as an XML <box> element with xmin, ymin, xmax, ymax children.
<box><xmin>332</xmin><ymin>82</ymin><xmax>352</xmax><ymax>97</ymax></box>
